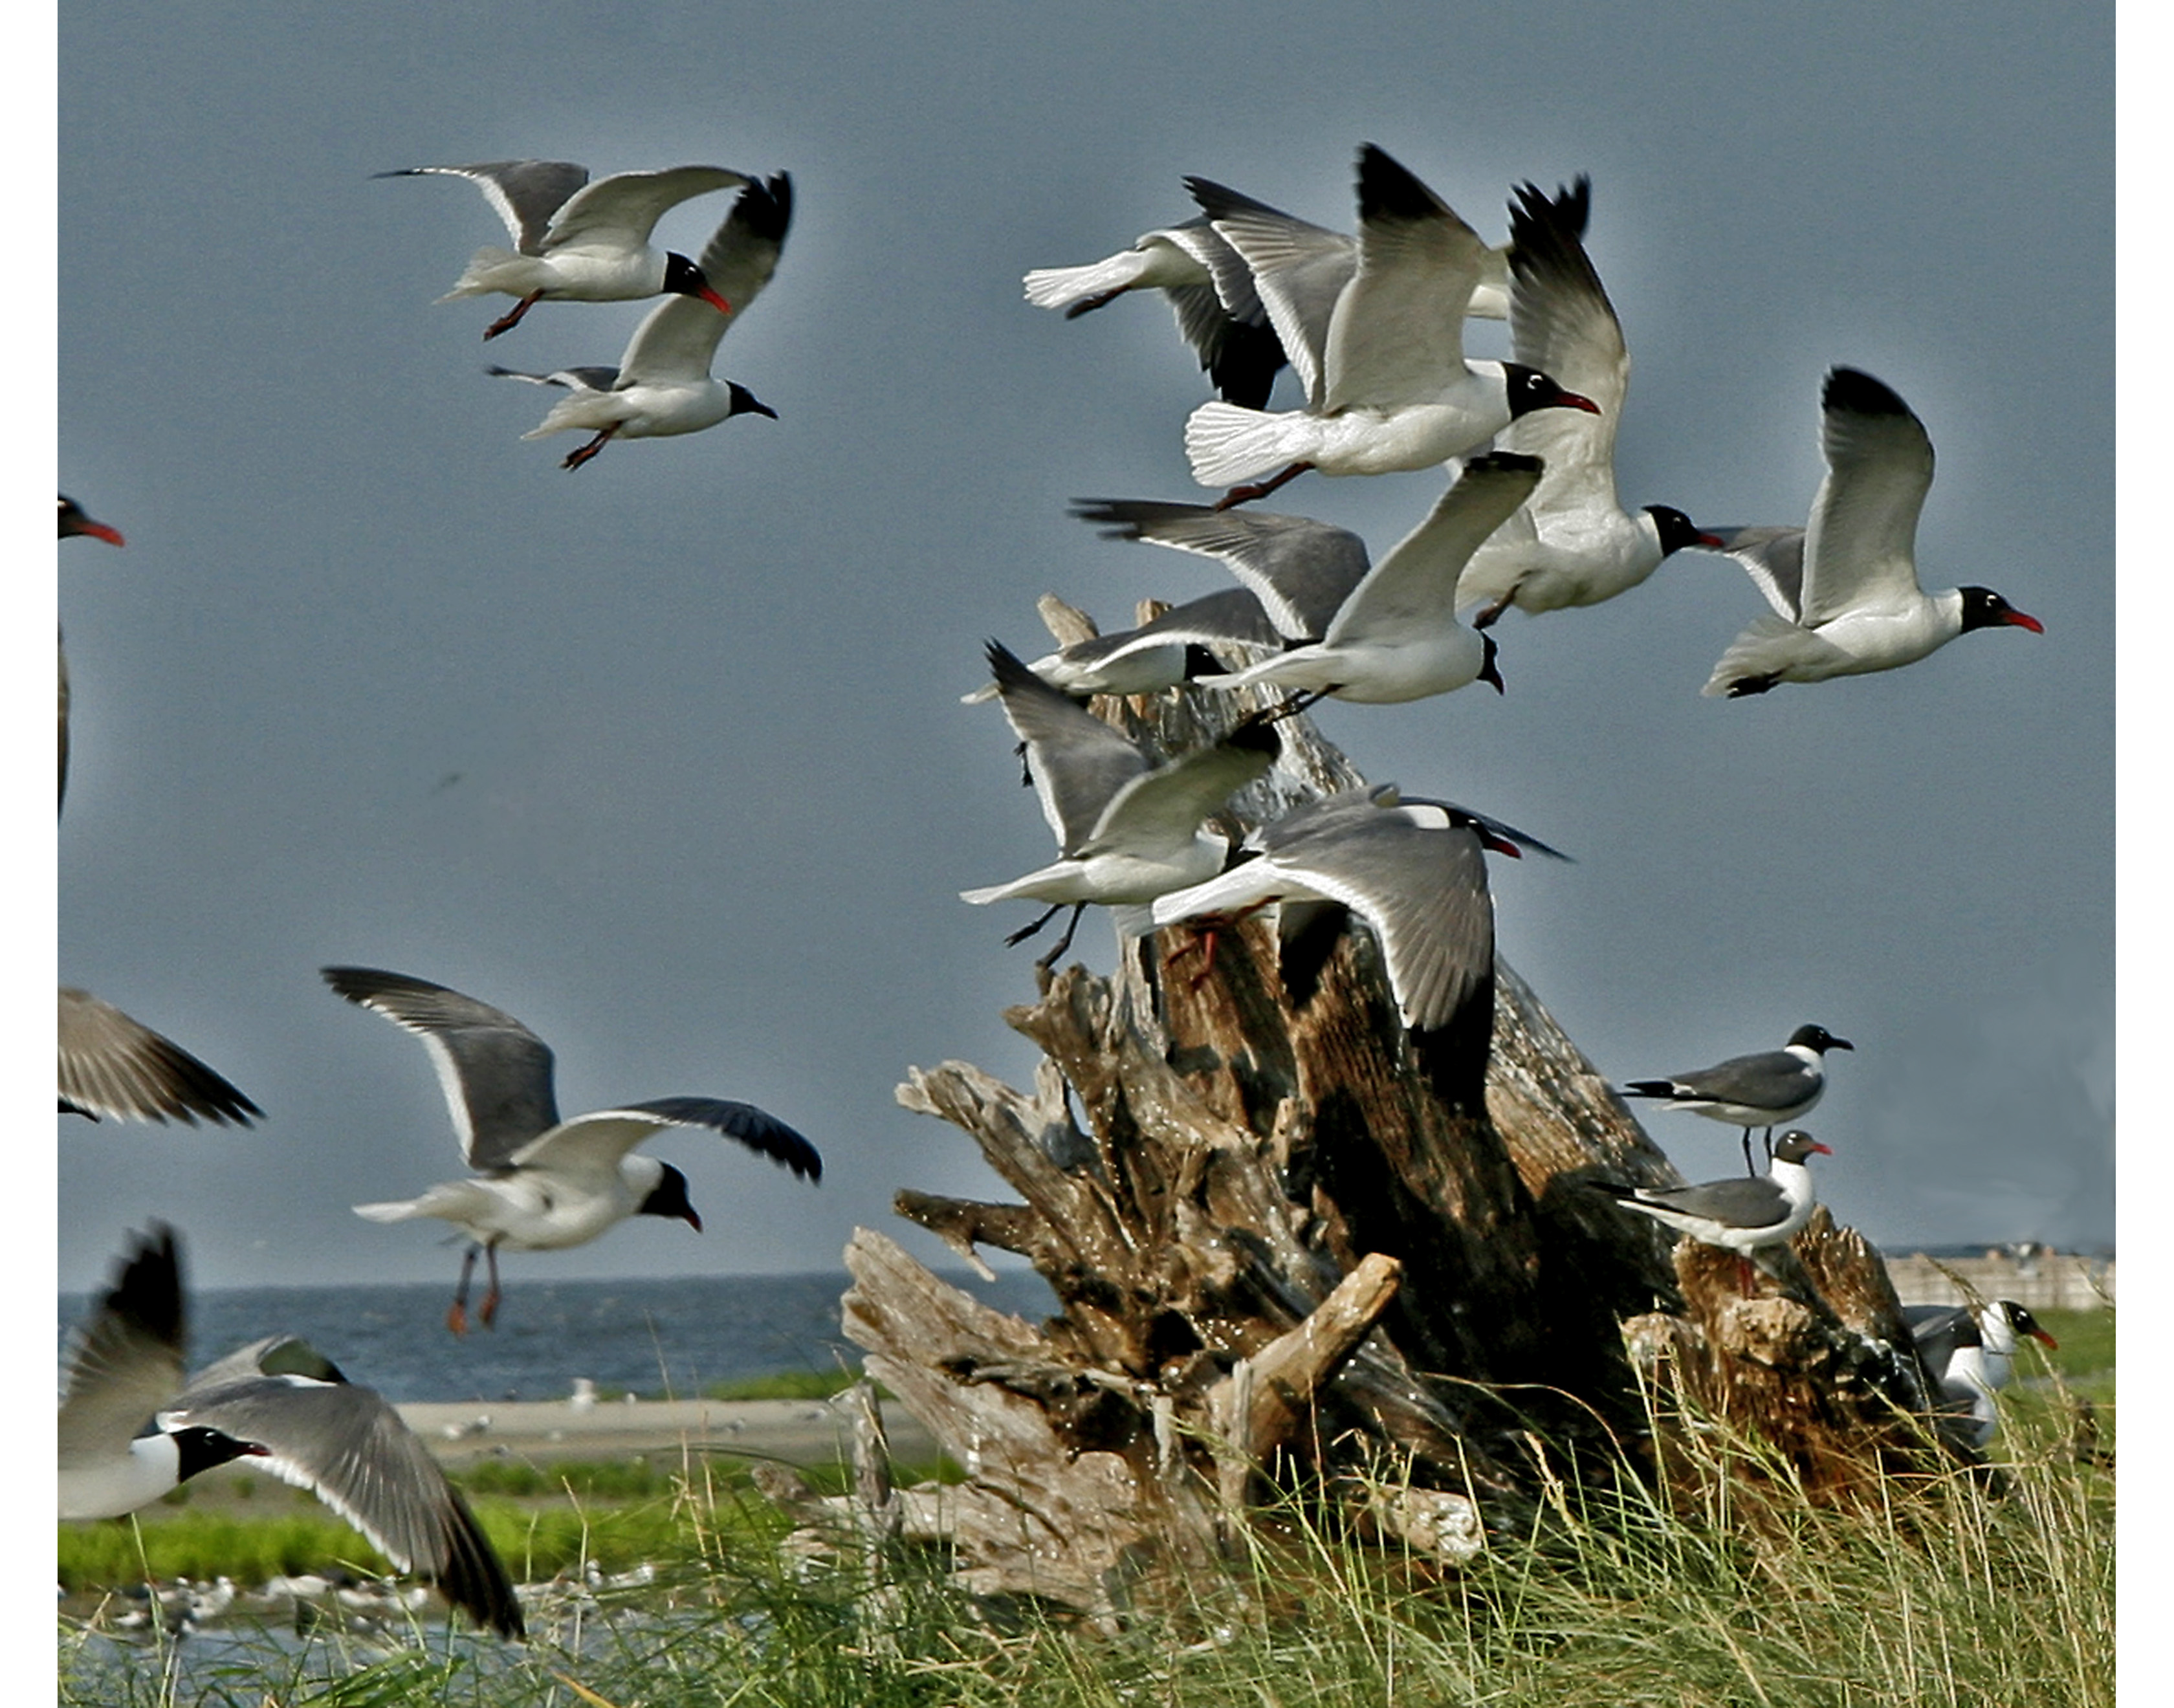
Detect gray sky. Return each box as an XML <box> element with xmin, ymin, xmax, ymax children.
<box><xmin>54</xmin><ymin>3</ymin><xmax>2111</xmax><ymax>1292</ymax></box>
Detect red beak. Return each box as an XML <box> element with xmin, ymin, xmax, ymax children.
<box><xmin>80</xmin><ymin>521</ymin><xmax>124</xmax><ymax>547</ymax></box>
<box><xmin>1480</xmin><ymin>830</ymin><xmax>1523</xmax><ymax>859</ymax></box>
<box><xmin>2030</xmin><ymin>1326</ymin><xmax>2060</xmax><ymax>1350</ymax></box>
<box><xmin>699</xmin><ymin>289</ymin><xmax>734</xmax><ymax>316</ymax></box>
<box><xmin>2005</xmin><ymin>609</ymin><xmax>2045</xmax><ymax>633</ymax></box>
<box><xmin>1561</xmin><ymin>391</ymin><xmax>1603</xmax><ymax>415</ymax></box>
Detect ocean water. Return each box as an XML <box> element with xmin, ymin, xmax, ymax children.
<box><xmin>57</xmin><ymin>1268</ymin><xmax>1056</xmax><ymax>1405</ymax></box>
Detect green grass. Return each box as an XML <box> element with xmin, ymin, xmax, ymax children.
<box><xmin>58</xmin><ymin>1332</ymin><xmax>2114</xmax><ymax>1708</ymax></box>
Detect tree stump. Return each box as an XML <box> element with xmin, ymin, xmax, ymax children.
<box><xmin>834</xmin><ymin>599</ymin><xmax>1966</xmax><ymax>1614</ymax></box>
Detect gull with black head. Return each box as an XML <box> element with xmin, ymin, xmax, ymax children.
<box><xmin>325</xmin><ymin>965</ymin><xmax>821</xmax><ymax>1334</ymax></box>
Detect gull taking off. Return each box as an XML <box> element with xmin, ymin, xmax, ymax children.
<box><xmin>962</xmin><ymin>640</ymin><xmax>1280</xmax><ymax>973</ymax></box>
<box><xmin>326</xmin><ymin>965</ymin><xmax>820</xmax><ymax>1333</ymax></box>
<box><xmin>61</xmin><ymin>1223</ymin><xmax>523</xmax><ymax>1637</ymax></box>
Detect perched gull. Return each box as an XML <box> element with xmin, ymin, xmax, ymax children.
<box><xmin>60</xmin><ymin>1223</ymin><xmax>523</xmax><ymax>1638</ymax></box>
<box><xmin>1703</xmin><ymin>367</ymin><xmax>2042</xmax><ymax>696</ymax></box>
<box><xmin>379</xmin><ymin>159</ymin><xmax>743</xmax><ymax>338</ymax></box>
<box><xmin>959</xmin><ymin>502</ymin><xmax>1373</xmax><ymax>704</ymax></box>
<box><xmin>488</xmin><ymin>172</ymin><xmax>791</xmax><ymax>469</ymax></box>
<box><xmin>1594</xmin><ymin>1130</ymin><xmax>1832</xmax><ymax>1286</ymax></box>
<box><xmin>325</xmin><ymin>964</ymin><xmax>822</xmax><ymax>1333</ymax></box>
<box><xmin>1456</xmin><ymin>179</ymin><xmax>1723</xmax><ymax>626</ymax></box>
<box><xmin>1189</xmin><ymin>451</ymin><xmax>1543</xmax><ymax>711</ymax></box>
<box><xmin>1619</xmin><ymin>1024</ymin><xmax>1852</xmax><ymax>1173</ymax></box>
<box><xmin>1152</xmin><ymin>782</ymin><xmax>1565</xmax><ymax>1108</ymax></box>
<box><xmin>1182</xmin><ymin>144</ymin><xmax>1598</xmax><ymax>509</ymax></box>
<box><xmin>961</xmin><ymin>640</ymin><xmax>1281</xmax><ymax>972</ymax></box>
<box><xmin>1904</xmin><ymin>1298</ymin><xmax>2059</xmax><ymax>1448</ymax></box>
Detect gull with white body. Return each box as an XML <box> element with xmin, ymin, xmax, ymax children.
<box><xmin>1190</xmin><ymin>450</ymin><xmax>1543</xmax><ymax>710</ymax></box>
<box><xmin>961</xmin><ymin>502</ymin><xmax>1373</xmax><ymax>704</ymax></box>
<box><xmin>326</xmin><ymin>965</ymin><xmax>822</xmax><ymax>1333</ymax></box>
<box><xmin>1594</xmin><ymin>1131</ymin><xmax>1833</xmax><ymax>1285</ymax></box>
<box><xmin>1704</xmin><ymin>367</ymin><xmax>2042</xmax><ymax>695</ymax></box>
<box><xmin>1457</xmin><ymin>179</ymin><xmax>1723</xmax><ymax>626</ymax></box>
<box><xmin>489</xmin><ymin>173</ymin><xmax>791</xmax><ymax>469</ymax></box>
<box><xmin>1904</xmin><ymin>1298</ymin><xmax>2059</xmax><ymax>1447</ymax></box>
<box><xmin>1183</xmin><ymin>144</ymin><xmax>1598</xmax><ymax>509</ymax></box>
<box><xmin>60</xmin><ymin>1223</ymin><xmax>523</xmax><ymax>1637</ymax></box>
<box><xmin>380</xmin><ymin>159</ymin><xmax>743</xmax><ymax>338</ymax></box>
<box><xmin>962</xmin><ymin>640</ymin><xmax>1280</xmax><ymax>972</ymax></box>
<box><xmin>1152</xmin><ymin>782</ymin><xmax>1564</xmax><ymax>1105</ymax></box>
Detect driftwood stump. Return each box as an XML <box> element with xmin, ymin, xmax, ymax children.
<box><xmin>832</xmin><ymin>599</ymin><xmax>1964</xmax><ymax>1614</ymax></box>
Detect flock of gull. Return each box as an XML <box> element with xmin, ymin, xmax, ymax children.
<box><xmin>60</xmin><ymin>140</ymin><xmax>2052</xmax><ymax>1639</ymax></box>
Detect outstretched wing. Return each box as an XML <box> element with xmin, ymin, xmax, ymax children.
<box><xmin>321</xmin><ymin>965</ymin><xmax>558</xmax><ymax>1169</ymax></box>
<box><xmin>618</xmin><ymin>173</ymin><xmax>793</xmax><ymax>386</ymax></box>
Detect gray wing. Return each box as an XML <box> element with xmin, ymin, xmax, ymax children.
<box><xmin>617</xmin><ymin>173</ymin><xmax>793</xmax><ymax>385</ymax></box>
<box><xmin>485</xmin><ymin>362</ymin><xmax>620</xmax><ymax>393</ymax></box>
<box><xmin>1326</xmin><ymin>453</ymin><xmax>1542</xmax><ymax>644</ymax></box>
<box><xmin>983</xmin><ymin>641</ymin><xmax>1150</xmax><ymax>851</ymax></box>
<box><xmin>1501</xmin><ymin>179</ymin><xmax>1624</xmax><ymax>519</ymax></box>
<box><xmin>1678</xmin><ymin>1047</ymin><xmax>1816</xmax><ymax>1107</ymax></box>
<box><xmin>1070</xmin><ymin>588</ymin><xmax>1286</xmax><ymax>663</ymax></box>
<box><xmin>1260</xmin><ymin>796</ymin><xmax>1496</xmax><ymax>1033</ymax></box>
<box><xmin>1188</xmin><ymin>175</ymin><xmax>1357</xmax><ymax>409</ymax></box>
<box><xmin>1711</xmin><ymin>525</ymin><xmax>1808</xmax><ymax>620</ymax></box>
<box><xmin>320</xmin><ymin>966</ymin><xmax>557</xmax><ymax>1169</ymax></box>
<box><xmin>543</xmin><ymin>164</ymin><xmax>747</xmax><ymax>252</ymax></box>
<box><xmin>1801</xmin><ymin>366</ymin><xmax>1935</xmax><ymax>624</ymax></box>
<box><xmin>1904</xmin><ymin>1304</ymin><xmax>1976</xmax><ymax>1379</ymax></box>
<box><xmin>1319</xmin><ymin>144</ymin><xmax>1483</xmax><ymax>413</ymax></box>
<box><xmin>59</xmin><ymin>987</ymin><xmax>261</xmax><ymax>1128</ymax></box>
<box><xmin>59</xmin><ymin>1224</ymin><xmax>186</xmax><ymax>1469</ymax></box>
<box><xmin>169</xmin><ymin>1356</ymin><xmax>523</xmax><ymax>1638</ymax></box>
<box><xmin>1084</xmin><ymin>724</ymin><xmax>1280</xmax><ymax>858</ymax></box>
<box><xmin>375</xmin><ymin>160</ymin><xmax>590</xmax><ymax>254</ymax></box>
<box><xmin>1070</xmin><ymin>499</ymin><xmax>1371</xmax><ymax>637</ymax></box>
<box><xmin>1636</xmin><ymin>1174</ymin><xmax>1791</xmax><ymax>1229</ymax></box>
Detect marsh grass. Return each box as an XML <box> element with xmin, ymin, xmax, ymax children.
<box><xmin>59</xmin><ymin>1327</ymin><xmax>2111</xmax><ymax>1708</ymax></box>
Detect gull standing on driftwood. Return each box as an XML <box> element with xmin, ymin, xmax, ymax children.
<box><xmin>1619</xmin><ymin>1024</ymin><xmax>1852</xmax><ymax>1173</ymax></box>
<box><xmin>1594</xmin><ymin>1130</ymin><xmax>1832</xmax><ymax>1289</ymax></box>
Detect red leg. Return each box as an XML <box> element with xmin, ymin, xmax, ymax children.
<box><xmin>479</xmin><ymin>1243</ymin><xmax>503</xmax><ymax>1329</ymax></box>
<box><xmin>483</xmin><ymin>290</ymin><xmax>544</xmax><ymax>340</ymax></box>
<box><xmin>1213</xmin><ymin>461</ymin><xmax>1312</xmax><ymax>512</ymax></box>
<box><xmin>446</xmin><ymin>1245</ymin><xmax>479</xmax><ymax>1336</ymax></box>
<box><xmin>562</xmin><ymin>427</ymin><xmax>615</xmax><ymax>470</ymax></box>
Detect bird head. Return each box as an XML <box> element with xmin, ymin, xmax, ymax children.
<box><xmin>637</xmin><ymin>1161</ymin><xmax>703</xmax><ymax>1232</ymax></box>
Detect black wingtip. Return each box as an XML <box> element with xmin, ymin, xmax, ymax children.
<box><xmin>102</xmin><ymin>1222</ymin><xmax>186</xmax><ymax>1352</ymax></box>
<box><xmin>1355</xmin><ymin>142</ymin><xmax>1445</xmax><ymax>224</ymax></box>
<box><xmin>1822</xmin><ymin>366</ymin><xmax>1911</xmax><ymax>418</ymax></box>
